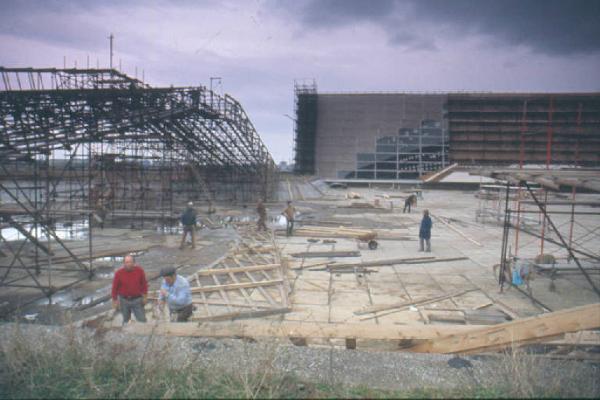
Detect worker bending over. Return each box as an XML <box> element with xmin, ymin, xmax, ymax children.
<box><xmin>403</xmin><ymin>193</ymin><xmax>417</xmax><ymax>213</ymax></box>
<box><xmin>158</xmin><ymin>267</ymin><xmax>193</xmax><ymax>322</ymax></box>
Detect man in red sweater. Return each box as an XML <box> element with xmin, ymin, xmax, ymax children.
<box><xmin>111</xmin><ymin>254</ymin><xmax>148</xmax><ymax>324</ymax></box>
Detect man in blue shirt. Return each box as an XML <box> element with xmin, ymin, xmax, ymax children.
<box><xmin>158</xmin><ymin>267</ymin><xmax>194</xmax><ymax>322</ymax></box>
<box><xmin>419</xmin><ymin>209</ymin><xmax>433</xmax><ymax>252</ymax></box>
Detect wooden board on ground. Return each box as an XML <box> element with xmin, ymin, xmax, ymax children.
<box><xmin>290</xmin><ymin>251</ymin><xmax>361</xmax><ymax>258</ymax></box>
<box><xmin>409</xmin><ymin>303</ymin><xmax>600</xmax><ymax>354</ymax></box>
<box><xmin>124</xmin><ymin>320</ymin><xmax>486</xmax><ymax>341</ymax></box>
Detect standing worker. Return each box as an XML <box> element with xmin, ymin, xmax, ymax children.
<box><xmin>282</xmin><ymin>200</ymin><xmax>295</xmax><ymax>236</ymax></box>
<box><xmin>111</xmin><ymin>254</ymin><xmax>148</xmax><ymax>324</ymax></box>
<box><xmin>180</xmin><ymin>201</ymin><xmax>197</xmax><ymax>249</ymax></box>
<box><xmin>158</xmin><ymin>267</ymin><xmax>193</xmax><ymax>322</ymax></box>
<box><xmin>256</xmin><ymin>199</ymin><xmax>268</xmax><ymax>231</ymax></box>
<box><xmin>403</xmin><ymin>193</ymin><xmax>417</xmax><ymax>213</ymax></box>
<box><xmin>419</xmin><ymin>209</ymin><xmax>433</xmax><ymax>252</ymax></box>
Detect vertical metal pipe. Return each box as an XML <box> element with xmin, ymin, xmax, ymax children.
<box><xmin>514</xmin><ymin>183</ymin><xmax>522</xmax><ymax>256</ymax></box>
<box><xmin>499</xmin><ymin>180</ymin><xmax>511</xmax><ymax>291</ymax></box>
<box><xmin>540</xmin><ymin>189</ymin><xmax>548</xmax><ymax>255</ymax></box>
<box><xmin>87</xmin><ymin>140</ymin><xmax>93</xmax><ymax>278</ymax></box>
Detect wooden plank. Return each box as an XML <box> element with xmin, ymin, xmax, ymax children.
<box><xmin>423</xmin><ymin>163</ymin><xmax>459</xmax><ymax>183</ymax></box>
<box><xmin>290</xmin><ymin>260</ymin><xmax>333</xmax><ymax>270</ymax></box>
<box><xmin>228</xmin><ymin>258</ymin><xmax>260</xmax><ymax>308</ymax></box>
<box><xmin>211</xmin><ymin>274</ymin><xmax>233</xmax><ymax>313</ymax></box>
<box><xmin>290</xmin><ymin>251</ymin><xmax>361</xmax><ymax>258</ymax></box>
<box><xmin>190</xmin><ymin>279</ymin><xmax>283</xmax><ymax>293</ymax></box>
<box><xmin>245</xmin><ymin>270</ymin><xmax>277</xmax><ymax>306</ymax></box>
<box><xmin>355</xmin><ymin>288</ymin><xmax>480</xmax><ymax>316</ymax></box>
<box><xmin>409</xmin><ymin>303</ymin><xmax>600</xmax><ymax>354</ymax></box>
<box><xmin>195</xmin><ymin>276</ymin><xmax>213</xmax><ymax>317</ymax></box>
<box><xmin>329</xmin><ymin>256</ymin><xmax>467</xmax><ymax>270</ymax></box>
<box><xmin>148</xmin><ymin>297</ymin><xmax>269</xmax><ymax>309</ymax></box>
<box><xmin>195</xmin><ymin>264</ymin><xmax>280</xmax><ymax>276</ymax></box>
<box><xmin>192</xmin><ymin>307</ymin><xmax>292</xmax><ymax>322</ymax></box>
<box><xmin>125</xmin><ymin>320</ymin><xmax>486</xmax><ymax>341</ymax></box>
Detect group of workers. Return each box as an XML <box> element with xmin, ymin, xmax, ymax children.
<box><xmin>111</xmin><ymin>255</ymin><xmax>193</xmax><ymax>325</ymax></box>
<box><xmin>112</xmin><ymin>192</ymin><xmax>431</xmax><ymax>325</ymax></box>
<box><xmin>257</xmin><ymin>195</ymin><xmax>432</xmax><ymax>252</ymax></box>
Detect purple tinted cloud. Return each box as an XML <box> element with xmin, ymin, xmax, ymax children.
<box><xmin>1</xmin><ymin>0</ymin><xmax>599</xmax><ymax>163</ymax></box>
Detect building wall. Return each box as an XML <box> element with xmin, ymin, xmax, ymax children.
<box><xmin>314</xmin><ymin>93</ymin><xmax>447</xmax><ymax>178</ymax></box>
<box><xmin>447</xmin><ymin>93</ymin><xmax>600</xmax><ymax>165</ymax></box>
<box><xmin>308</xmin><ymin>92</ymin><xmax>600</xmax><ymax>179</ymax></box>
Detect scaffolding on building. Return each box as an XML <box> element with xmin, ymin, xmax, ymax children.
<box><xmin>293</xmin><ymin>79</ymin><xmax>318</xmax><ymax>175</ymax></box>
<box><xmin>0</xmin><ymin>67</ymin><xmax>277</xmax><ymax>302</ymax></box>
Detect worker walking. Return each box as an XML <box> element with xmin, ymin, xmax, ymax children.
<box><xmin>158</xmin><ymin>267</ymin><xmax>193</xmax><ymax>322</ymax></box>
<box><xmin>256</xmin><ymin>199</ymin><xmax>268</xmax><ymax>231</ymax></box>
<box><xmin>419</xmin><ymin>209</ymin><xmax>432</xmax><ymax>252</ymax></box>
<box><xmin>282</xmin><ymin>200</ymin><xmax>295</xmax><ymax>236</ymax></box>
<box><xmin>403</xmin><ymin>193</ymin><xmax>417</xmax><ymax>213</ymax></box>
<box><xmin>111</xmin><ymin>254</ymin><xmax>148</xmax><ymax>324</ymax></box>
<box><xmin>180</xmin><ymin>202</ymin><xmax>197</xmax><ymax>249</ymax></box>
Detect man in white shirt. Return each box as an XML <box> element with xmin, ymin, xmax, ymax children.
<box><xmin>158</xmin><ymin>267</ymin><xmax>193</xmax><ymax>322</ymax></box>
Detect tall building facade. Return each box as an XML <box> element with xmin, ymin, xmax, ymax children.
<box><xmin>293</xmin><ymin>86</ymin><xmax>600</xmax><ymax>179</ymax></box>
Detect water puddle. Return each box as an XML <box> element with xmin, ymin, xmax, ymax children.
<box><xmin>0</xmin><ymin>220</ymin><xmax>89</xmax><ymax>241</ymax></box>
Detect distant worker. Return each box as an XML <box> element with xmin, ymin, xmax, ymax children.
<box><xmin>403</xmin><ymin>193</ymin><xmax>417</xmax><ymax>213</ymax></box>
<box><xmin>256</xmin><ymin>199</ymin><xmax>268</xmax><ymax>231</ymax></box>
<box><xmin>282</xmin><ymin>201</ymin><xmax>296</xmax><ymax>236</ymax></box>
<box><xmin>207</xmin><ymin>199</ymin><xmax>215</xmax><ymax>214</ymax></box>
<box><xmin>158</xmin><ymin>267</ymin><xmax>193</xmax><ymax>322</ymax></box>
<box><xmin>180</xmin><ymin>202</ymin><xmax>197</xmax><ymax>249</ymax></box>
<box><xmin>111</xmin><ymin>254</ymin><xmax>148</xmax><ymax>324</ymax></box>
<box><xmin>419</xmin><ymin>209</ymin><xmax>433</xmax><ymax>252</ymax></box>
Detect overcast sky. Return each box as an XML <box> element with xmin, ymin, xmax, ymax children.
<box><xmin>1</xmin><ymin>0</ymin><xmax>599</xmax><ymax>162</ymax></box>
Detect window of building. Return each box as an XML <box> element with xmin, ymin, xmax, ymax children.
<box><xmin>337</xmin><ymin>119</ymin><xmax>447</xmax><ymax>180</ymax></box>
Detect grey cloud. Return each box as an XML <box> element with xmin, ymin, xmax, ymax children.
<box><xmin>294</xmin><ymin>0</ymin><xmax>396</xmax><ymax>27</ymax></box>
<box><xmin>0</xmin><ymin>0</ymin><xmax>215</xmax><ymax>51</ymax></box>
<box><xmin>274</xmin><ymin>0</ymin><xmax>600</xmax><ymax>55</ymax></box>
<box><xmin>389</xmin><ymin>31</ymin><xmax>437</xmax><ymax>51</ymax></box>
<box><xmin>410</xmin><ymin>0</ymin><xmax>600</xmax><ymax>55</ymax></box>
<box><xmin>0</xmin><ymin>0</ymin><xmax>130</xmax><ymax>51</ymax></box>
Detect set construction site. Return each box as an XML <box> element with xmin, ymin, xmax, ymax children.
<box><xmin>1</xmin><ymin>66</ymin><xmax>600</xmax><ymax>395</ymax></box>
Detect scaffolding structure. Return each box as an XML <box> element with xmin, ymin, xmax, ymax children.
<box><xmin>479</xmin><ymin>169</ymin><xmax>600</xmax><ymax>301</ymax></box>
<box><xmin>293</xmin><ymin>79</ymin><xmax>318</xmax><ymax>175</ymax></box>
<box><xmin>0</xmin><ymin>67</ymin><xmax>277</xmax><ymax>301</ymax></box>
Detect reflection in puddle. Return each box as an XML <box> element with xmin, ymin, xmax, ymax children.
<box><xmin>0</xmin><ymin>220</ymin><xmax>89</xmax><ymax>241</ymax></box>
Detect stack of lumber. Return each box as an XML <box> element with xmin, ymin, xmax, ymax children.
<box><xmin>277</xmin><ymin>226</ymin><xmax>414</xmax><ymax>241</ymax></box>
<box><xmin>346</xmin><ymin>202</ymin><xmax>376</xmax><ymax>208</ymax></box>
<box><xmin>290</xmin><ymin>250</ymin><xmax>361</xmax><ymax>258</ymax></box>
<box><xmin>279</xmin><ymin>226</ymin><xmax>377</xmax><ymax>240</ymax></box>
<box><xmin>307</xmin><ymin>220</ymin><xmax>354</xmax><ymax>227</ymax></box>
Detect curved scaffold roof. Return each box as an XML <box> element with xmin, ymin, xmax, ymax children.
<box><xmin>0</xmin><ymin>67</ymin><xmax>275</xmax><ymax>172</ymax></box>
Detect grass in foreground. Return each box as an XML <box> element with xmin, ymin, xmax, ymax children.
<box><xmin>0</xmin><ymin>324</ymin><xmax>596</xmax><ymax>399</ymax></box>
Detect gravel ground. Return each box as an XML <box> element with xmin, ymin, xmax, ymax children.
<box><xmin>2</xmin><ymin>322</ymin><xmax>599</xmax><ymax>396</ymax></box>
